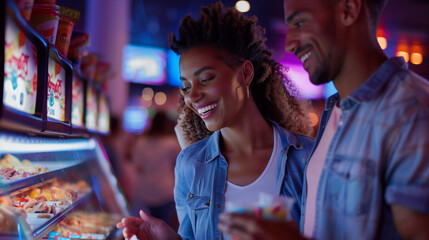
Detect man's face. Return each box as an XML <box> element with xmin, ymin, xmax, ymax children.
<box><xmin>284</xmin><ymin>0</ymin><xmax>340</xmax><ymax>85</ymax></box>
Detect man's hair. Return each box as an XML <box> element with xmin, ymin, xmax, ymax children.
<box><xmin>169</xmin><ymin>2</ymin><xmax>312</xmax><ymax>143</ymax></box>
<box><xmin>328</xmin><ymin>0</ymin><xmax>387</xmax><ymax>28</ymax></box>
<box><xmin>366</xmin><ymin>0</ymin><xmax>388</xmax><ymax>27</ymax></box>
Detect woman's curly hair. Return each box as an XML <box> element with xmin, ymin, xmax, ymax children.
<box><xmin>169</xmin><ymin>2</ymin><xmax>312</xmax><ymax>144</ymax></box>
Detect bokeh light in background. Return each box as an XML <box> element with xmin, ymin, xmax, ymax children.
<box><xmin>167</xmin><ymin>49</ymin><xmax>182</xmax><ymax>87</ymax></box>
<box><xmin>235</xmin><ymin>0</ymin><xmax>250</xmax><ymax>12</ymax></box>
<box><xmin>377</xmin><ymin>37</ymin><xmax>387</xmax><ymax>50</ymax></box>
<box><xmin>142</xmin><ymin>87</ymin><xmax>154</xmax><ymax>101</ymax></box>
<box><xmin>122</xmin><ymin>106</ymin><xmax>149</xmax><ymax>134</ymax></box>
<box><xmin>411</xmin><ymin>53</ymin><xmax>423</xmax><ymax>65</ymax></box>
<box><xmin>411</xmin><ymin>45</ymin><xmax>423</xmax><ymax>65</ymax></box>
<box><xmin>154</xmin><ymin>92</ymin><xmax>167</xmax><ymax>105</ymax></box>
<box><xmin>308</xmin><ymin>112</ymin><xmax>319</xmax><ymax>127</ymax></box>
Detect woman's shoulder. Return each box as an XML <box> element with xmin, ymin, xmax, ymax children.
<box><xmin>176</xmin><ymin>134</ymin><xmax>214</xmax><ymax>166</ymax></box>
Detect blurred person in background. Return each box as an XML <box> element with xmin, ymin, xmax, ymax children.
<box><xmin>218</xmin><ymin>0</ymin><xmax>429</xmax><ymax>239</ymax></box>
<box><xmin>129</xmin><ymin>111</ymin><xmax>181</xmax><ymax>229</ymax></box>
<box><xmin>117</xmin><ymin>2</ymin><xmax>314</xmax><ymax>239</ymax></box>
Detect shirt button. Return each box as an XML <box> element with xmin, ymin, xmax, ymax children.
<box><xmin>188</xmin><ymin>193</ymin><xmax>194</xmax><ymax>198</ymax></box>
<box><xmin>217</xmin><ymin>204</ymin><xmax>221</xmax><ymax>208</ymax></box>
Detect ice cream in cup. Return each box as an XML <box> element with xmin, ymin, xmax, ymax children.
<box><xmin>55</xmin><ymin>6</ymin><xmax>80</xmax><ymax>57</ymax></box>
<box><xmin>224</xmin><ymin>192</ymin><xmax>295</xmax><ymax>239</ymax></box>
<box><xmin>14</xmin><ymin>0</ymin><xmax>35</xmax><ymax>21</ymax></box>
<box><xmin>29</xmin><ymin>3</ymin><xmax>60</xmax><ymax>44</ymax></box>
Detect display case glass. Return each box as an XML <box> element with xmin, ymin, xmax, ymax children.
<box><xmin>0</xmin><ymin>131</ymin><xmax>129</xmax><ymax>239</ymax></box>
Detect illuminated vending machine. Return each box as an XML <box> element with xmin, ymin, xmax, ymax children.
<box><xmin>1</xmin><ymin>1</ymin><xmax>129</xmax><ymax>239</ymax></box>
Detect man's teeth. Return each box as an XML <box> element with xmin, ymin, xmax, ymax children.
<box><xmin>300</xmin><ymin>52</ymin><xmax>311</xmax><ymax>63</ymax></box>
<box><xmin>197</xmin><ymin>103</ymin><xmax>218</xmax><ymax>115</ymax></box>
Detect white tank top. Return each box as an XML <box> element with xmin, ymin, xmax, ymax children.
<box><xmin>224</xmin><ymin>126</ymin><xmax>281</xmax><ymax>206</ymax></box>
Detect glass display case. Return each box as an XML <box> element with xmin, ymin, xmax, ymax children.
<box><xmin>1</xmin><ymin>1</ymin><xmax>129</xmax><ymax>239</ymax></box>
<box><xmin>0</xmin><ymin>132</ymin><xmax>128</xmax><ymax>239</ymax></box>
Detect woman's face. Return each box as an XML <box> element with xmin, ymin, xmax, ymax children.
<box><xmin>179</xmin><ymin>46</ymin><xmax>247</xmax><ymax>132</ymax></box>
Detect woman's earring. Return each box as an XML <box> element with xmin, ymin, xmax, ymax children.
<box><xmin>247</xmin><ymin>85</ymin><xmax>250</xmax><ymax>99</ymax></box>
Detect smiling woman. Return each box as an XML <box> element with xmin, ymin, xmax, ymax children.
<box><xmin>117</xmin><ymin>2</ymin><xmax>315</xmax><ymax>240</ymax></box>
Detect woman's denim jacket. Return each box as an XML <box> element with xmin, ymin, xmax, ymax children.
<box><xmin>174</xmin><ymin>122</ymin><xmax>314</xmax><ymax>240</ymax></box>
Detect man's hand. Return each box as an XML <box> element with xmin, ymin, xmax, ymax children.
<box><xmin>392</xmin><ymin>204</ymin><xmax>429</xmax><ymax>240</ymax></box>
<box><xmin>218</xmin><ymin>212</ymin><xmax>306</xmax><ymax>240</ymax></box>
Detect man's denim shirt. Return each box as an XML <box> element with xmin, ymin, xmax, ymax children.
<box><xmin>300</xmin><ymin>57</ymin><xmax>429</xmax><ymax>239</ymax></box>
<box><xmin>174</xmin><ymin>122</ymin><xmax>314</xmax><ymax>240</ymax></box>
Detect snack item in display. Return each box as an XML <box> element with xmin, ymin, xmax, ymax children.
<box><xmin>0</xmin><ymin>197</ymin><xmax>18</xmax><ymax>232</ymax></box>
<box><xmin>81</xmin><ymin>54</ymin><xmax>98</xmax><ymax>79</ymax></box>
<box><xmin>13</xmin><ymin>0</ymin><xmax>35</xmax><ymax>21</ymax></box>
<box><xmin>29</xmin><ymin>3</ymin><xmax>60</xmax><ymax>44</ymax></box>
<box><xmin>55</xmin><ymin>6</ymin><xmax>80</xmax><ymax>56</ymax></box>
<box><xmin>50</xmin><ymin>211</ymin><xmax>121</xmax><ymax>239</ymax></box>
<box><xmin>67</xmin><ymin>31</ymin><xmax>90</xmax><ymax>66</ymax></box>
<box><xmin>0</xmin><ymin>153</ymin><xmax>23</xmax><ymax>169</ymax></box>
<box><xmin>0</xmin><ymin>154</ymin><xmax>50</xmax><ymax>179</ymax></box>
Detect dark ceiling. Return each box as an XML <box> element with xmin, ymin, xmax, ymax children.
<box><xmin>128</xmin><ymin>0</ymin><xmax>429</xmax><ymax>78</ymax></box>
<box><xmin>57</xmin><ymin>0</ymin><xmax>429</xmax><ymax>78</ymax></box>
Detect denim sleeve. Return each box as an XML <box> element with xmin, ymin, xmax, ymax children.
<box><xmin>283</xmin><ymin>135</ymin><xmax>314</xmax><ymax>224</ymax></box>
<box><xmin>174</xmin><ymin>152</ymin><xmax>195</xmax><ymax>240</ymax></box>
<box><xmin>385</xmin><ymin>112</ymin><xmax>429</xmax><ymax>214</ymax></box>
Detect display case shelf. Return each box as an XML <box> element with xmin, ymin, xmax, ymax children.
<box><xmin>0</xmin><ymin>161</ymin><xmax>84</xmax><ymax>196</ymax></box>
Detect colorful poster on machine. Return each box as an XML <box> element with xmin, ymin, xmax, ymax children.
<box><xmin>85</xmin><ymin>84</ymin><xmax>98</xmax><ymax>131</ymax></box>
<box><xmin>71</xmin><ymin>75</ymin><xmax>84</xmax><ymax>126</ymax></box>
<box><xmin>47</xmin><ymin>59</ymin><xmax>66</xmax><ymax>121</ymax></box>
<box><xmin>97</xmin><ymin>95</ymin><xmax>109</xmax><ymax>133</ymax></box>
<box><xmin>3</xmin><ymin>16</ymin><xmax>38</xmax><ymax>114</ymax></box>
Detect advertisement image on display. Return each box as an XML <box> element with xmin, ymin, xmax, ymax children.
<box><xmin>3</xmin><ymin>16</ymin><xmax>38</xmax><ymax>115</ymax></box>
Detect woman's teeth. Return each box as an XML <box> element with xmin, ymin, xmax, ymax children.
<box><xmin>198</xmin><ymin>103</ymin><xmax>218</xmax><ymax>115</ymax></box>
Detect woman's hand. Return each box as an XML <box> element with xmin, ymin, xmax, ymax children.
<box><xmin>116</xmin><ymin>210</ymin><xmax>181</xmax><ymax>240</ymax></box>
<box><xmin>218</xmin><ymin>212</ymin><xmax>306</xmax><ymax>240</ymax></box>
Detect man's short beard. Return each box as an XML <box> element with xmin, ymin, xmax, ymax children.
<box><xmin>310</xmin><ymin>63</ymin><xmax>331</xmax><ymax>85</ymax></box>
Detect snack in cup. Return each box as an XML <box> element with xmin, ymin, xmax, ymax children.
<box><xmin>14</xmin><ymin>0</ymin><xmax>35</xmax><ymax>21</ymax></box>
<box><xmin>55</xmin><ymin>6</ymin><xmax>80</xmax><ymax>56</ymax></box>
<box><xmin>29</xmin><ymin>3</ymin><xmax>60</xmax><ymax>44</ymax></box>
<box><xmin>81</xmin><ymin>54</ymin><xmax>98</xmax><ymax>79</ymax></box>
<box><xmin>224</xmin><ymin>192</ymin><xmax>295</xmax><ymax>239</ymax></box>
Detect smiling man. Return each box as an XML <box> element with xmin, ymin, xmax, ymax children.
<box><xmin>218</xmin><ymin>0</ymin><xmax>429</xmax><ymax>239</ymax></box>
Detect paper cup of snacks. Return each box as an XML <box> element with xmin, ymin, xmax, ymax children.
<box><xmin>225</xmin><ymin>192</ymin><xmax>295</xmax><ymax>220</ymax></box>
<box><xmin>224</xmin><ymin>193</ymin><xmax>295</xmax><ymax>239</ymax></box>
<box><xmin>258</xmin><ymin>192</ymin><xmax>295</xmax><ymax>221</ymax></box>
